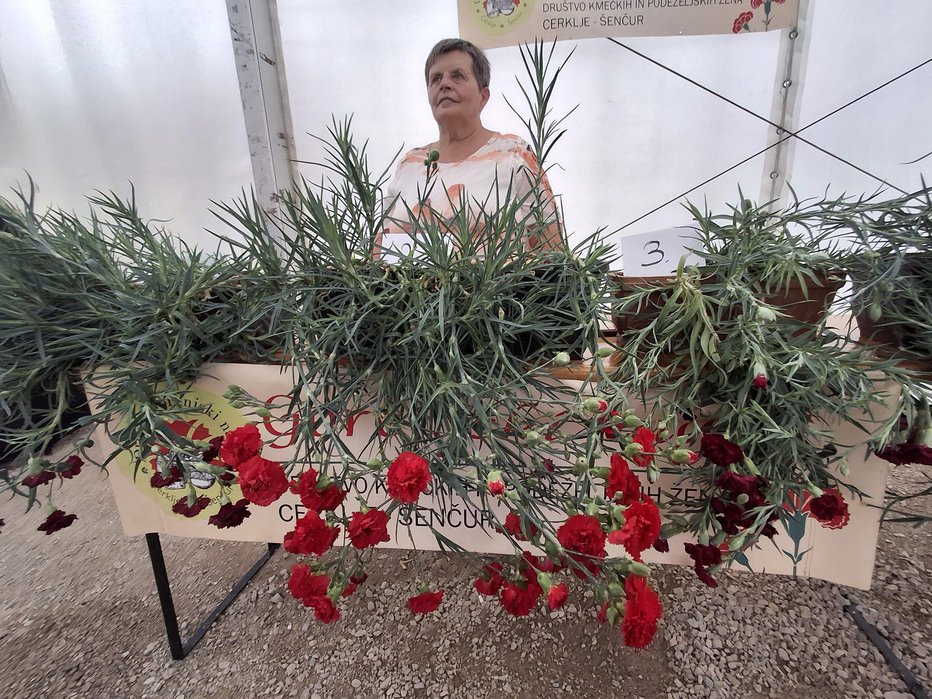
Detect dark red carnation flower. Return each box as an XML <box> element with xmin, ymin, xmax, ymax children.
<box><xmin>208</xmin><ymin>498</ymin><xmax>252</xmax><ymax>528</ymax></box>
<box><xmin>622</xmin><ymin>575</ymin><xmax>662</xmax><ymax>648</ymax></box>
<box><xmin>386</xmin><ymin>451</ymin><xmax>431</xmax><ymax>504</ymax></box>
<box><xmin>653</xmin><ymin>536</ymin><xmax>670</xmax><ymax>553</ymax></box>
<box><xmin>150</xmin><ymin>465</ymin><xmax>183</xmax><ymax>489</ymax></box>
<box><xmin>474</xmin><ymin>563</ymin><xmax>504</xmax><ymax>596</ymax></box>
<box><xmin>597</xmin><ymin>601</ymin><xmax>610</xmax><ymax>624</ymax></box>
<box><xmin>283</xmin><ymin>511</ymin><xmax>340</xmax><ymax>556</ymax></box>
<box><xmin>172</xmin><ymin>496</ymin><xmax>211</xmax><ymax>517</ymax></box>
<box><xmin>606</xmin><ymin>453</ymin><xmax>642</xmax><ymax>506</ymax></box>
<box><xmin>201</xmin><ymin>436</ymin><xmax>224</xmax><ymax>464</ymax></box>
<box><xmin>407</xmin><ymin>590</ymin><xmax>444</xmax><ymax>614</ymax></box>
<box><xmin>600</xmin><ymin>409</ymin><xmax>621</xmax><ymax>439</ymax></box>
<box><xmin>350</xmin><ymin>572</ymin><xmax>368</xmax><ymax>585</ymax></box>
<box><xmin>37</xmin><ymin>509</ymin><xmax>77</xmax><ymax>535</ymax></box>
<box><xmin>220</xmin><ymin>424</ymin><xmax>262</xmax><ymax>467</ymax></box>
<box><xmin>877</xmin><ymin>442</ymin><xmax>932</xmax><ymax>466</ymax></box>
<box><xmin>700</xmin><ymin>433</ymin><xmax>744</xmax><ymax>467</ymax></box>
<box><xmin>60</xmin><ymin>455</ymin><xmax>83</xmax><ymax>479</ymax></box>
<box><xmin>22</xmin><ymin>471</ymin><xmax>55</xmax><ymax>488</ymax></box>
<box><xmin>556</xmin><ymin>514</ymin><xmax>606</xmax><ymax>560</ymax></box>
<box><xmin>685</xmin><ymin>542</ymin><xmax>721</xmax><ymax>588</ymax></box>
<box><xmin>753</xmin><ymin>373</ymin><xmax>768</xmax><ymax>389</ymax></box>
<box><xmin>715</xmin><ymin>471</ymin><xmax>766</xmax><ymax>497</ymax></box>
<box><xmin>608</xmin><ymin>498</ymin><xmax>661</xmax><ymax>561</ymax></box>
<box><xmin>348</xmin><ymin>509</ymin><xmax>391</xmax><ymax>549</ymax></box>
<box><xmin>548</xmin><ymin>582</ymin><xmax>569</xmax><ymax>611</ymax></box>
<box><xmin>311</xmin><ymin>597</ymin><xmax>340</xmax><ymax>623</ymax></box>
<box><xmin>806</xmin><ymin>489</ymin><xmax>849</xmax><ymax>529</ymax></box>
<box><xmin>287</xmin><ymin>564</ymin><xmax>330</xmax><ymax>605</ymax></box>
<box><xmin>237</xmin><ymin>455</ymin><xmax>288</xmax><ymax>507</ymax></box>
<box><xmin>632</xmin><ymin>427</ymin><xmax>657</xmax><ymax>469</ymax></box>
<box><xmin>341</xmin><ymin>582</ymin><xmax>358</xmax><ymax>598</ymax></box>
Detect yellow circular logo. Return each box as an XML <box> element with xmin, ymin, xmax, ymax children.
<box><xmin>470</xmin><ymin>0</ymin><xmax>534</xmax><ymax>35</ymax></box>
<box><xmin>116</xmin><ymin>387</ymin><xmax>248</xmax><ymax>518</ymax></box>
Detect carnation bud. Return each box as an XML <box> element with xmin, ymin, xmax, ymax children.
<box><xmin>728</xmin><ymin>533</ymin><xmax>748</xmax><ymax>551</ymax></box>
<box><xmin>317</xmin><ymin>474</ymin><xmax>333</xmax><ymax>490</ymax></box>
<box><xmin>608</xmin><ymin>582</ymin><xmax>625</xmax><ymax>598</ymax></box>
<box><xmin>525</xmin><ymin>430</ymin><xmax>542</xmax><ymax>446</ymax></box>
<box><xmin>366</xmin><ymin>457</ymin><xmax>383</xmax><ymax>469</ymax></box>
<box><xmin>536</xmin><ymin>572</ymin><xmax>553</xmax><ymax>591</ymax></box>
<box><xmin>605</xmin><ymin>605</ymin><xmax>620</xmax><ymax>627</ymax></box>
<box><xmin>612</xmin><ymin>504</ymin><xmax>627</xmax><ymax>525</ymax></box>
<box><xmin>545</xmin><ymin>539</ymin><xmax>563</xmax><ymax>559</ymax></box>
<box><xmin>26</xmin><ymin>456</ymin><xmax>45</xmax><ymax>474</ymax></box>
<box><xmin>572</xmin><ymin>457</ymin><xmax>588</xmax><ymax>475</ymax></box>
<box><xmin>755</xmin><ymin>305</ymin><xmax>777</xmax><ymax>323</ymax></box>
<box><xmin>869</xmin><ymin>303</ymin><xmax>882</xmax><ymax>322</ymax></box>
<box><xmin>698</xmin><ymin>530</ymin><xmax>710</xmax><ymax>546</ymax></box>
<box><xmin>646</xmin><ymin>463</ymin><xmax>660</xmax><ymax>482</ymax></box>
<box><xmin>806</xmin><ymin>483</ymin><xmax>824</xmax><ymax>498</ymax></box>
<box><xmin>670</xmin><ymin>448</ymin><xmax>695</xmax><ymax>465</ymax></box>
<box><xmin>623</xmin><ymin>414</ymin><xmax>642</xmax><ymax>428</ymax></box>
<box><xmin>742</xmin><ymin>456</ymin><xmax>760</xmax><ymax>475</ymax></box>
<box><xmin>592</xmin><ymin>466</ymin><xmax>611</xmax><ymax>479</ymax></box>
<box><xmin>753</xmin><ymin>373</ymin><xmax>768</xmax><ymax>389</ymax></box>
<box><xmin>255</xmin><ymin>407</ymin><xmax>271</xmax><ymax>418</ymax></box>
<box><xmin>735</xmin><ymin>493</ymin><xmax>750</xmax><ymax>506</ymax></box>
<box><xmin>628</xmin><ymin>561</ymin><xmax>651</xmax><ymax>577</ymax></box>
<box><xmin>624</xmin><ymin>442</ymin><xmax>644</xmax><ymax>459</ymax></box>
<box><xmin>596</xmin><ymin>346</ymin><xmax>614</xmax><ymax>358</ymax></box>
<box><xmin>497</xmin><ymin>307</ymin><xmax>505</xmax><ymax>320</ymax></box>
<box><xmin>585</xmin><ymin>501</ymin><xmax>600</xmax><ymax>518</ymax></box>
<box><xmin>553</xmin><ymin>352</ymin><xmax>571</xmax><ymax>366</ymax></box>
<box><xmin>839</xmin><ymin>460</ymin><xmax>850</xmax><ymax>477</ymax></box>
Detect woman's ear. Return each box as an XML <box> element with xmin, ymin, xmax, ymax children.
<box><xmin>479</xmin><ymin>87</ymin><xmax>491</xmax><ymax>110</ymax></box>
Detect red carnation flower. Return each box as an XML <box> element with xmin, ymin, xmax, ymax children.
<box><xmin>283</xmin><ymin>511</ymin><xmax>340</xmax><ymax>556</ymax></box>
<box><xmin>608</xmin><ymin>498</ymin><xmax>661</xmax><ymax>561</ymax></box>
<box><xmin>807</xmin><ymin>489</ymin><xmax>849</xmax><ymax>529</ymax></box>
<box><xmin>22</xmin><ymin>470</ymin><xmax>55</xmax><ymax>488</ymax></box>
<box><xmin>237</xmin><ymin>455</ymin><xmax>288</xmax><ymax>507</ymax></box>
<box><xmin>600</xmin><ymin>410</ymin><xmax>621</xmax><ymax>439</ymax></box>
<box><xmin>622</xmin><ymin>575</ymin><xmax>662</xmax><ymax>648</ymax></box>
<box><xmin>877</xmin><ymin>442</ymin><xmax>932</xmax><ymax>466</ymax></box>
<box><xmin>753</xmin><ymin>373</ymin><xmax>768</xmax><ymax>389</ymax></box>
<box><xmin>488</xmin><ymin>479</ymin><xmax>505</xmax><ymax>496</ymax></box>
<box><xmin>500</xmin><ymin>571</ymin><xmax>542</xmax><ymax>617</ymax></box>
<box><xmin>289</xmin><ymin>469</ymin><xmax>346</xmax><ymax>512</ymax></box>
<box><xmin>606</xmin><ymin>453</ymin><xmax>642</xmax><ymax>505</ymax></box>
<box><xmin>474</xmin><ymin>563</ymin><xmax>504</xmax><ymax>596</ymax></box>
<box><xmin>311</xmin><ymin>597</ymin><xmax>341</xmax><ymax>623</ymax></box>
<box><xmin>150</xmin><ymin>464</ymin><xmax>183</xmax><ymax>489</ymax></box>
<box><xmin>208</xmin><ymin>498</ymin><xmax>252</xmax><ymax>528</ymax></box>
<box><xmin>597</xmin><ymin>601</ymin><xmax>610</xmax><ymax>624</ymax></box>
<box><xmin>632</xmin><ymin>427</ymin><xmax>657</xmax><ymax>469</ymax></box>
<box><xmin>60</xmin><ymin>455</ymin><xmax>83</xmax><ymax>479</ymax></box>
<box><xmin>386</xmin><ymin>451</ymin><xmax>431</xmax><ymax>504</ymax></box>
<box><xmin>502</xmin><ymin>512</ymin><xmax>539</xmax><ymax>541</ymax></box>
<box><xmin>557</xmin><ymin>514</ymin><xmax>606</xmax><ymax>559</ymax></box>
<box><xmin>407</xmin><ymin>590</ymin><xmax>444</xmax><ymax>614</ymax></box>
<box><xmin>348</xmin><ymin>509</ymin><xmax>391</xmax><ymax>549</ymax></box>
<box><xmin>548</xmin><ymin>582</ymin><xmax>569</xmax><ymax>611</ymax></box>
<box><xmin>220</xmin><ymin>424</ymin><xmax>262</xmax><ymax>467</ymax></box>
<box><xmin>172</xmin><ymin>496</ymin><xmax>210</xmax><ymax>517</ymax></box>
<box><xmin>37</xmin><ymin>509</ymin><xmax>77</xmax><ymax>535</ymax></box>
<box><xmin>700</xmin><ymin>433</ymin><xmax>744</xmax><ymax>467</ymax></box>
<box><xmin>287</xmin><ymin>564</ymin><xmax>330</xmax><ymax>605</ymax></box>
<box><xmin>521</xmin><ymin>550</ymin><xmax>560</xmax><ymax>573</ymax></box>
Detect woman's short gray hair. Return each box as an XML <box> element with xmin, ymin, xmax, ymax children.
<box><xmin>424</xmin><ymin>38</ymin><xmax>491</xmax><ymax>89</ymax></box>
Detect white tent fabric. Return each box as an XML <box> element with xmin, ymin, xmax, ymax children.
<box><xmin>0</xmin><ymin>1</ymin><xmax>929</xmax><ymax>257</ymax></box>
<box><xmin>0</xmin><ymin>0</ymin><xmax>253</xmax><ymax>251</ymax></box>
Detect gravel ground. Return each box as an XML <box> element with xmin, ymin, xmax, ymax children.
<box><xmin>1</xmin><ymin>449</ymin><xmax>929</xmax><ymax>699</ymax></box>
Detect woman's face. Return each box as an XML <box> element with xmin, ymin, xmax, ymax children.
<box><xmin>426</xmin><ymin>50</ymin><xmax>490</xmax><ymax>126</ymax></box>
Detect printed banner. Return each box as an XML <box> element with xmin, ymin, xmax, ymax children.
<box><xmin>458</xmin><ymin>0</ymin><xmax>799</xmax><ymax>49</ymax></box>
<box><xmin>91</xmin><ymin>361</ymin><xmax>891</xmax><ymax>590</ymax></box>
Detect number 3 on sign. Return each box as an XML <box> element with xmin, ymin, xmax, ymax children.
<box><xmin>620</xmin><ymin>228</ymin><xmax>701</xmax><ymax>276</ymax></box>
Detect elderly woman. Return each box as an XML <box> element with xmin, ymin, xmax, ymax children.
<box><xmin>382</xmin><ymin>38</ymin><xmax>562</xmax><ymax>251</ymax></box>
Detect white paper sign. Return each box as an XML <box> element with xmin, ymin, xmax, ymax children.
<box><xmin>620</xmin><ymin>227</ymin><xmax>703</xmax><ymax>276</ymax></box>
<box><xmin>380</xmin><ymin>232</ymin><xmax>415</xmax><ymax>263</ymax></box>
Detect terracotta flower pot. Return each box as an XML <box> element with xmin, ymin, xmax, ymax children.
<box><xmin>759</xmin><ymin>271</ymin><xmax>845</xmax><ymax>325</ymax></box>
<box><xmin>609</xmin><ymin>274</ymin><xmax>677</xmax><ymax>335</ymax></box>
